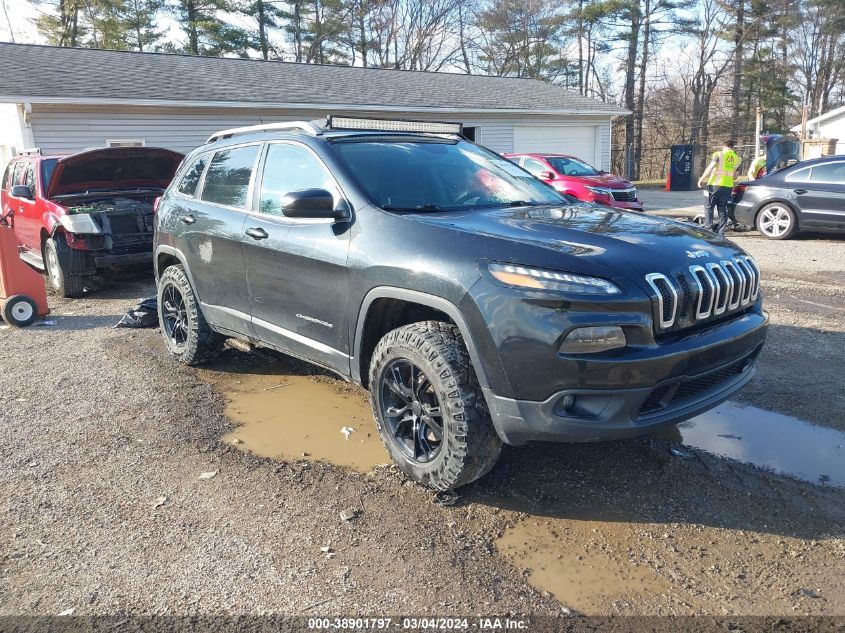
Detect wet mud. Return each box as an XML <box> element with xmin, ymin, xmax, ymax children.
<box><xmin>200</xmin><ymin>359</ymin><xmax>389</xmax><ymax>472</ymax></box>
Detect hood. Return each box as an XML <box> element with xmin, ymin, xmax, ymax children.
<box><xmin>46</xmin><ymin>147</ymin><xmax>184</xmax><ymax>198</ymax></box>
<box><xmin>408</xmin><ymin>203</ymin><xmax>745</xmax><ymax>280</ymax></box>
<box><xmin>562</xmin><ymin>172</ymin><xmax>633</xmax><ymax>189</ymax></box>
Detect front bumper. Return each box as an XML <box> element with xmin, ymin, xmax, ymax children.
<box><xmin>93</xmin><ymin>251</ymin><xmax>153</xmax><ymax>268</ymax></box>
<box><xmin>483</xmin><ymin>311</ymin><xmax>768</xmax><ymax>445</ymax></box>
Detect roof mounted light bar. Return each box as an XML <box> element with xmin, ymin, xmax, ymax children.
<box><xmin>206</xmin><ymin>121</ymin><xmax>322</xmax><ymax>144</ymax></box>
<box><xmin>326</xmin><ymin>115</ymin><xmax>462</xmax><ymax>135</ymax></box>
<box><xmin>17</xmin><ymin>147</ymin><xmax>42</xmax><ymax>156</ymax></box>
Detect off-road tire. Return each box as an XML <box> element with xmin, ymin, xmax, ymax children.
<box><xmin>369</xmin><ymin>321</ymin><xmax>502</xmax><ymax>490</ymax></box>
<box><xmin>157</xmin><ymin>264</ymin><xmax>223</xmax><ymax>365</ymax></box>
<box><xmin>44</xmin><ymin>236</ymin><xmax>85</xmax><ymax>298</ymax></box>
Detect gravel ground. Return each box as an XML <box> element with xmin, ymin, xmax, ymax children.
<box><xmin>1</xmin><ymin>230</ymin><xmax>844</xmax><ymax>618</ymax></box>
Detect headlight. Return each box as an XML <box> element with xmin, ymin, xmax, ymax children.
<box><xmin>586</xmin><ymin>186</ymin><xmax>612</xmax><ymax>197</ymax></box>
<box><xmin>560</xmin><ymin>326</ymin><xmax>627</xmax><ymax>354</ymax></box>
<box><xmin>58</xmin><ymin>214</ymin><xmax>101</xmax><ymax>234</ymax></box>
<box><xmin>487</xmin><ymin>263</ymin><xmax>621</xmax><ymax>295</ymax></box>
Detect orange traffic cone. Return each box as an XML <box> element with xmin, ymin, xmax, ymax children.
<box><xmin>664</xmin><ymin>174</ymin><xmax>671</xmax><ymax>191</ymax></box>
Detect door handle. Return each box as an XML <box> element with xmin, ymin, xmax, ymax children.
<box><xmin>245</xmin><ymin>227</ymin><xmax>269</xmax><ymax>240</ymax></box>
<box><xmin>794</xmin><ymin>189</ymin><xmax>808</xmax><ymax>195</ymax></box>
<box><xmin>180</xmin><ymin>215</ymin><xmax>196</xmax><ymax>225</ymax></box>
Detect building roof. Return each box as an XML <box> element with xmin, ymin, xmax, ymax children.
<box><xmin>791</xmin><ymin>105</ymin><xmax>845</xmax><ymax>131</ymax></box>
<box><xmin>0</xmin><ymin>42</ymin><xmax>627</xmax><ymax>116</ymax></box>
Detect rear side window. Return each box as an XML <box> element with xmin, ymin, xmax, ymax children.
<box><xmin>201</xmin><ymin>145</ymin><xmax>260</xmax><ymax>208</ymax></box>
<box><xmin>809</xmin><ymin>162</ymin><xmax>845</xmax><ymax>183</ymax></box>
<box><xmin>786</xmin><ymin>167</ymin><xmax>810</xmax><ymax>183</ymax></box>
<box><xmin>177</xmin><ymin>155</ymin><xmax>208</xmax><ymax>197</ymax></box>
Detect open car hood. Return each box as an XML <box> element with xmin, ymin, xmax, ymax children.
<box><xmin>46</xmin><ymin>147</ymin><xmax>184</xmax><ymax>198</ymax></box>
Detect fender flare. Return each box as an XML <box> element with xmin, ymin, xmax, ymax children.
<box><xmin>155</xmin><ymin>246</ymin><xmax>202</xmax><ymax>302</ymax></box>
<box><xmin>351</xmin><ymin>287</ymin><xmax>491</xmax><ymax>390</ymax></box>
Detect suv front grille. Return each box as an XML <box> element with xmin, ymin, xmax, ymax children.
<box><xmin>645</xmin><ymin>256</ymin><xmax>759</xmax><ymax>332</ymax></box>
<box><xmin>611</xmin><ymin>188</ymin><xmax>637</xmax><ymax>202</ymax></box>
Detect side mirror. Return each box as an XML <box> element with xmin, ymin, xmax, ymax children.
<box><xmin>539</xmin><ymin>170</ymin><xmax>556</xmax><ymax>181</ymax></box>
<box><xmin>282</xmin><ymin>188</ymin><xmax>350</xmax><ymax>220</ymax></box>
<box><xmin>10</xmin><ymin>185</ymin><xmax>34</xmax><ymax>200</ymax></box>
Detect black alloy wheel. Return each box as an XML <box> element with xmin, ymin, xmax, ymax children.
<box><xmin>161</xmin><ymin>282</ymin><xmax>189</xmax><ymax>348</ymax></box>
<box><xmin>380</xmin><ymin>358</ymin><xmax>444</xmax><ymax>463</ymax></box>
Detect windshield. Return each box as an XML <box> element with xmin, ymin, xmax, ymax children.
<box><xmin>329</xmin><ymin>137</ymin><xmax>566</xmax><ymax>211</ymax></box>
<box><xmin>544</xmin><ymin>156</ymin><xmax>599</xmax><ymax>177</ymax></box>
<box><xmin>40</xmin><ymin>158</ymin><xmax>58</xmax><ymax>191</ymax></box>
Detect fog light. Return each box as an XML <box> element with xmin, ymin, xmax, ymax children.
<box><xmin>560</xmin><ymin>394</ymin><xmax>576</xmax><ymax>411</ymax></box>
<box><xmin>560</xmin><ymin>326</ymin><xmax>626</xmax><ymax>354</ymax></box>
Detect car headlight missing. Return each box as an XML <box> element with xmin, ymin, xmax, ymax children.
<box><xmin>487</xmin><ymin>263</ymin><xmax>621</xmax><ymax>295</ymax></box>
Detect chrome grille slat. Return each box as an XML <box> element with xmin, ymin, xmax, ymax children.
<box><xmin>689</xmin><ymin>265</ymin><xmax>715</xmax><ymax>320</ymax></box>
<box><xmin>645</xmin><ymin>273</ymin><xmax>678</xmax><ymax>329</ymax></box>
<box><xmin>736</xmin><ymin>258</ymin><xmax>753</xmax><ymax>305</ymax></box>
<box><xmin>646</xmin><ymin>256</ymin><xmax>760</xmax><ymax>332</ymax></box>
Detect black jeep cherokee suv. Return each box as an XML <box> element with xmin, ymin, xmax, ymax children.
<box><xmin>154</xmin><ymin>116</ymin><xmax>768</xmax><ymax>490</ymax></box>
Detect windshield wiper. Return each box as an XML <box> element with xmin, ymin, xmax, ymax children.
<box><xmin>502</xmin><ymin>200</ymin><xmax>546</xmax><ymax>208</ymax></box>
<box><xmin>381</xmin><ymin>204</ymin><xmax>445</xmax><ymax>213</ymax></box>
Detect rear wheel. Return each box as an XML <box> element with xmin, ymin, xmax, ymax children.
<box><xmin>756</xmin><ymin>203</ymin><xmax>797</xmax><ymax>240</ymax></box>
<box><xmin>157</xmin><ymin>264</ymin><xmax>223</xmax><ymax>365</ymax></box>
<box><xmin>44</xmin><ymin>236</ymin><xmax>85</xmax><ymax>298</ymax></box>
<box><xmin>369</xmin><ymin>321</ymin><xmax>502</xmax><ymax>490</ymax></box>
<box><xmin>2</xmin><ymin>295</ymin><xmax>38</xmax><ymax>327</ymax></box>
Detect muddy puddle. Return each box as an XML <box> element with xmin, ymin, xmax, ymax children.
<box><xmin>656</xmin><ymin>401</ymin><xmax>845</xmax><ymax>488</ymax></box>
<box><xmin>497</xmin><ymin>519</ymin><xmax>676</xmax><ymax>614</ymax></box>
<box><xmin>201</xmin><ymin>363</ymin><xmax>389</xmax><ymax>472</ymax></box>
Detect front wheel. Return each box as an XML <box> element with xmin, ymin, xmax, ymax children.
<box><xmin>756</xmin><ymin>203</ymin><xmax>797</xmax><ymax>240</ymax></box>
<box><xmin>157</xmin><ymin>264</ymin><xmax>223</xmax><ymax>365</ymax></box>
<box><xmin>44</xmin><ymin>236</ymin><xmax>85</xmax><ymax>298</ymax></box>
<box><xmin>368</xmin><ymin>321</ymin><xmax>502</xmax><ymax>490</ymax></box>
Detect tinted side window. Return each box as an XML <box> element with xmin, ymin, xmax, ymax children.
<box><xmin>201</xmin><ymin>145</ymin><xmax>260</xmax><ymax>208</ymax></box>
<box><xmin>523</xmin><ymin>158</ymin><xmax>547</xmax><ymax>176</ymax></box>
<box><xmin>2</xmin><ymin>162</ymin><xmax>13</xmax><ymax>190</ymax></box>
<box><xmin>12</xmin><ymin>160</ymin><xmax>27</xmax><ymax>186</ymax></box>
<box><xmin>23</xmin><ymin>162</ymin><xmax>35</xmax><ymax>190</ymax></box>
<box><xmin>177</xmin><ymin>155</ymin><xmax>208</xmax><ymax>197</ymax></box>
<box><xmin>809</xmin><ymin>162</ymin><xmax>845</xmax><ymax>183</ymax></box>
<box><xmin>259</xmin><ymin>144</ymin><xmax>338</xmax><ymax>216</ymax></box>
<box><xmin>786</xmin><ymin>167</ymin><xmax>810</xmax><ymax>183</ymax></box>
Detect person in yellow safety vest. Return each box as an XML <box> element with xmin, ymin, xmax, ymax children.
<box><xmin>748</xmin><ymin>153</ymin><xmax>767</xmax><ymax>180</ymax></box>
<box><xmin>697</xmin><ymin>139</ymin><xmax>741</xmax><ymax>235</ymax></box>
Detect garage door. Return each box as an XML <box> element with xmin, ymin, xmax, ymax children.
<box><xmin>513</xmin><ymin>126</ymin><xmax>598</xmax><ymax>166</ymax></box>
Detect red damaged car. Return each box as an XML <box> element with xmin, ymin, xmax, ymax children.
<box><xmin>1</xmin><ymin>147</ymin><xmax>183</xmax><ymax>297</ymax></box>
<box><xmin>505</xmin><ymin>153</ymin><xmax>643</xmax><ymax>212</ymax></box>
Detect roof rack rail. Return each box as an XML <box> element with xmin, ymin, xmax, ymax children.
<box><xmin>206</xmin><ymin>121</ymin><xmax>322</xmax><ymax>144</ymax></box>
<box><xmin>17</xmin><ymin>147</ymin><xmax>42</xmax><ymax>156</ymax></box>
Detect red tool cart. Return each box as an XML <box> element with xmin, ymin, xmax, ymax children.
<box><xmin>0</xmin><ymin>210</ymin><xmax>49</xmax><ymax>327</ymax></box>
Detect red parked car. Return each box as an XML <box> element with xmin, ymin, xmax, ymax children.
<box><xmin>505</xmin><ymin>153</ymin><xmax>644</xmax><ymax>212</ymax></box>
<box><xmin>1</xmin><ymin>147</ymin><xmax>182</xmax><ymax>297</ymax></box>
